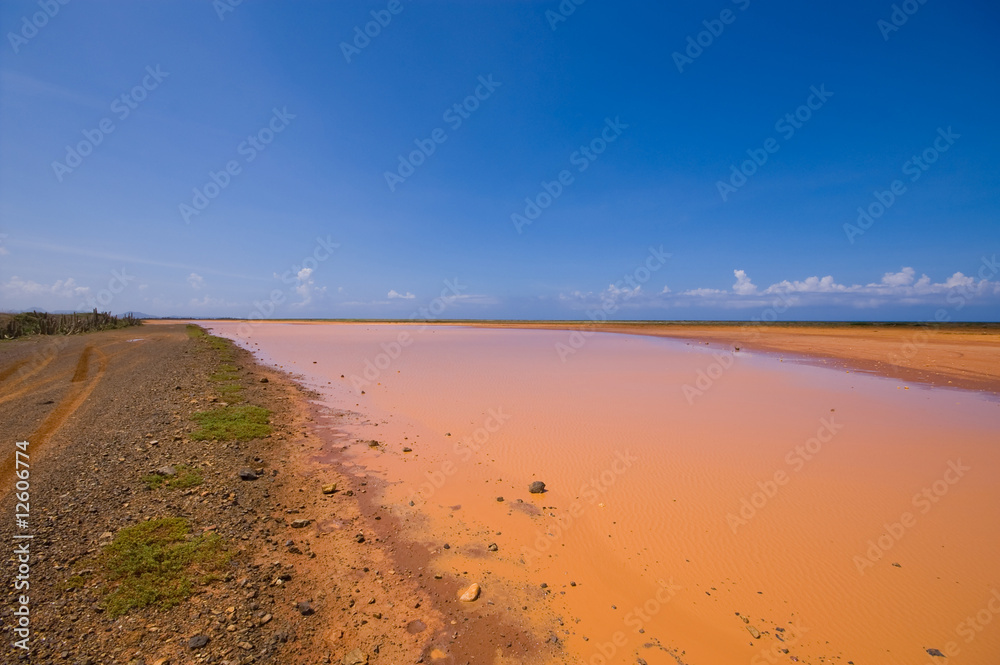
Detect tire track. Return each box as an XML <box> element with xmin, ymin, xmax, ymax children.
<box><xmin>0</xmin><ymin>359</ymin><xmax>28</xmax><ymax>383</ymax></box>
<box><xmin>0</xmin><ymin>345</ymin><xmax>108</xmax><ymax>492</ymax></box>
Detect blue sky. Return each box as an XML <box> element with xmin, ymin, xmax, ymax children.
<box><xmin>1</xmin><ymin>0</ymin><xmax>998</xmax><ymax>321</ymax></box>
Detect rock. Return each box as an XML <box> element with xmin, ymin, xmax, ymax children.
<box><xmin>259</xmin><ymin>377</ymin><xmax>269</xmax><ymax>383</ymax></box>
<box><xmin>459</xmin><ymin>583</ymin><xmax>481</xmax><ymax>602</ymax></box>
<box><xmin>154</xmin><ymin>466</ymin><xmax>177</xmax><ymax>477</ymax></box>
<box><xmin>354</xmin><ymin>533</ymin><xmax>365</xmax><ymax>543</ymax></box>
<box><xmin>290</xmin><ymin>519</ymin><xmax>311</xmax><ymax>528</ymax></box>
<box><xmin>238</xmin><ymin>468</ymin><xmax>258</xmax><ymax>481</ymax></box>
<box><xmin>342</xmin><ymin>648</ymin><xmax>368</xmax><ymax>665</ymax></box>
<box><xmin>926</xmin><ymin>648</ymin><xmax>946</xmax><ymax>658</ymax></box>
<box><xmin>99</xmin><ymin>531</ymin><xmax>114</xmax><ymax>541</ymax></box>
<box><xmin>496</xmin><ymin>496</ymin><xmax>504</xmax><ymax>502</ymax></box>
<box><xmin>152</xmin><ymin>659</ymin><xmax>170</xmax><ymax>665</ymax></box>
<box><xmin>528</xmin><ymin>481</ymin><xmax>546</xmax><ymax>494</ymax></box>
<box><xmin>296</xmin><ymin>600</ymin><xmax>315</xmax><ymax>615</ymax></box>
<box><xmin>488</xmin><ymin>543</ymin><xmax>498</xmax><ymax>552</ymax></box>
<box><xmin>321</xmin><ymin>483</ymin><xmax>337</xmax><ymax>494</ymax></box>
<box><xmin>187</xmin><ymin>634</ymin><xmax>210</xmax><ymax>649</ymax></box>
<box><xmin>237</xmin><ymin>641</ymin><xmax>254</xmax><ymax>650</ymax></box>
<box><xmin>260</xmin><ymin>613</ymin><xmax>272</xmax><ymax>625</ymax></box>
<box><xmin>747</xmin><ymin>625</ymin><xmax>761</xmax><ymax>639</ymax></box>
<box><xmin>402</xmin><ymin>447</ymin><xmax>412</xmax><ymax>453</ymax></box>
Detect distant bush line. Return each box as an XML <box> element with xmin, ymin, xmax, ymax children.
<box><xmin>0</xmin><ymin>310</ymin><xmax>143</xmax><ymax>339</ymax></box>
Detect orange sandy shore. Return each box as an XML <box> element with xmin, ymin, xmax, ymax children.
<box><xmin>193</xmin><ymin>321</ymin><xmax>1000</xmax><ymax>665</ymax></box>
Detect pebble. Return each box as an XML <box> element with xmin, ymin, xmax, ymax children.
<box><xmin>342</xmin><ymin>648</ymin><xmax>368</xmax><ymax>665</ymax></box>
<box><xmin>321</xmin><ymin>483</ymin><xmax>337</xmax><ymax>494</ymax></box>
<box><xmin>459</xmin><ymin>583</ymin><xmax>481</xmax><ymax>602</ymax></box>
<box><xmin>290</xmin><ymin>519</ymin><xmax>311</xmax><ymax>528</ymax></box>
<box><xmin>488</xmin><ymin>543</ymin><xmax>498</xmax><ymax>552</ymax></box>
<box><xmin>154</xmin><ymin>466</ymin><xmax>177</xmax><ymax>477</ymax></box>
<box><xmin>296</xmin><ymin>600</ymin><xmax>315</xmax><ymax>616</ymax></box>
<box><xmin>529</xmin><ymin>481</ymin><xmax>546</xmax><ymax>494</ymax></box>
<box><xmin>926</xmin><ymin>648</ymin><xmax>945</xmax><ymax>658</ymax></box>
<box><xmin>238</xmin><ymin>468</ymin><xmax>258</xmax><ymax>481</ymax></box>
<box><xmin>187</xmin><ymin>634</ymin><xmax>210</xmax><ymax>649</ymax></box>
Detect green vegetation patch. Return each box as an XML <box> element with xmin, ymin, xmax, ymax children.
<box><xmin>191</xmin><ymin>404</ymin><xmax>271</xmax><ymax>441</ymax></box>
<box><xmin>143</xmin><ymin>464</ymin><xmax>204</xmax><ymax>490</ymax></box>
<box><xmin>100</xmin><ymin>517</ymin><xmax>229</xmax><ymax>617</ymax></box>
<box><xmin>215</xmin><ymin>382</ymin><xmax>243</xmax><ymax>398</ymax></box>
<box><xmin>209</xmin><ymin>370</ymin><xmax>240</xmax><ymax>382</ymax></box>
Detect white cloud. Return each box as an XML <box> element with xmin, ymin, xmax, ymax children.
<box><xmin>559</xmin><ymin>264</ymin><xmax>1000</xmax><ymax>311</ymax></box>
<box><xmin>765</xmin><ymin>275</ymin><xmax>846</xmax><ymax>294</ymax></box>
<box><xmin>732</xmin><ymin>269</ymin><xmax>757</xmax><ymax>295</ymax></box>
<box><xmin>291</xmin><ymin>267</ymin><xmax>326</xmax><ymax>307</ymax></box>
<box><xmin>387</xmin><ymin>289</ymin><xmax>416</xmax><ymax>300</ymax></box>
<box><xmin>187</xmin><ymin>273</ymin><xmax>204</xmax><ymax>290</ymax></box>
<box><xmin>879</xmin><ymin>267</ymin><xmax>915</xmax><ymax>287</ymax></box>
<box><xmin>681</xmin><ymin>287</ymin><xmax>724</xmax><ymax>297</ymax></box>
<box><xmin>2</xmin><ymin>276</ymin><xmax>90</xmax><ymax>299</ymax></box>
<box><xmin>943</xmin><ymin>272</ymin><xmax>974</xmax><ymax>289</ymax></box>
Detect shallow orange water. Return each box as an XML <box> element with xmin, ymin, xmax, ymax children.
<box><xmin>206</xmin><ymin>322</ymin><xmax>1000</xmax><ymax>665</ymax></box>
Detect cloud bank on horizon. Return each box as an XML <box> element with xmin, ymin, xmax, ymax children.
<box><xmin>1</xmin><ymin>1</ymin><xmax>998</xmax><ymax>321</ymax></box>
